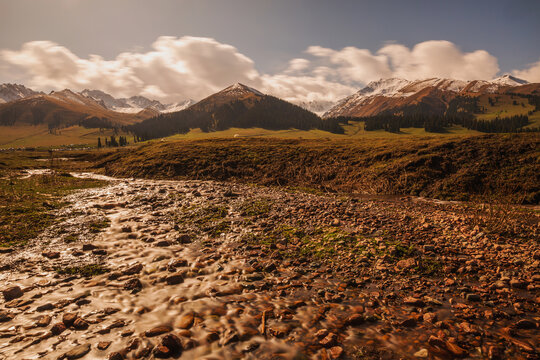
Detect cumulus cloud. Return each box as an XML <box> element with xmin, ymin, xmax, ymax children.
<box><xmin>0</xmin><ymin>36</ymin><xmax>518</xmax><ymax>105</ymax></box>
<box><xmin>512</xmin><ymin>58</ymin><xmax>540</xmax><ymax>82</ymax></box>
<box><xmin>0</xmin><ymin>36</ymin><xmax>260</xmax><ymax>102</ymax></box>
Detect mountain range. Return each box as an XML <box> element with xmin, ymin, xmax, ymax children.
<box><xmin>0</xmin><ymin>74</ymin><xmax>539</xmax><ymax>139</ymax></box>
<box><xmin>323</xmin><ymin>75</ymin><xmax>539</xmax><ymax>118</ymax></box>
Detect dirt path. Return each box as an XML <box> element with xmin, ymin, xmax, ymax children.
<box><xmin>0</xmin><ymin>175</ymin><xmax>538</xmax><ymax>359</ymax></box>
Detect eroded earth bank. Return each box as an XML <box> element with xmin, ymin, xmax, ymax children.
<box><xmin>0</xmin><ymin>173</ymin><xmax>538</xmax><ymax>359</ymax></box>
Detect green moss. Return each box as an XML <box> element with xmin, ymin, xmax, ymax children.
<box><xmin>88</xmin><ymin>219</ymin><xmax>111</xmax><ymax>233</ymax></box>
<box><xmin>239</xmin><ymin>198</ymin><xmax>272</xmax><ymax>216</ymax></box>
<box><xmin>55</xmin><ymin>264</ymin><xmax>109</xmax><ymax>277</ymax></box>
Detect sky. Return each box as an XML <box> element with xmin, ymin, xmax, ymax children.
<box><xmin>0</xmin><ymin>0</ymin><xmax>539</xmax><ymax>104</ymax></box>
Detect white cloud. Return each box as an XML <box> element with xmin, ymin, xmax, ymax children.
<box><xmin>512</xmin><ymin>58</ymin><xmax>540</xmax><ymax>82</ymax></box>
<box><xmin>0</xmin><ymin>36</ymin><xmax>525</xmax><ymax>106</ymax></box>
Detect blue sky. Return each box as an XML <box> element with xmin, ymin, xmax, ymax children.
<box><xmin>0</xmin><ymin>0</ymin><xmax>539</xmax><ymax>102</ymax></box>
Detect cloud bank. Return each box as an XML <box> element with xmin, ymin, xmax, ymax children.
<box><xmin>0</xmin><ymin>36</ymin><xmax>534</xmax><ymax>104</ymax></box>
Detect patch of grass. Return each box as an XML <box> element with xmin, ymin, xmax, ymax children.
<box><xmin>55</xmin><ymin>264</ymin><xmax>109</xmax><ymax>277</ymax></box>
<box><xmin>300</xmin><ymin>228</ymin><xmax>362</xmax><ymax>259</ymax></box>
<box><xmin>206</xmin><ymin>220</ymin><xmax>231</xmax><ymax>237</ymax></box>
<box><xmin>0</xmin><ymin>173</ymin><xmax>106</xmax><ymax>247</ymax></box>
<box><xmin>239</xmin><ymin>198</ymin><xmax>272</xmax><ymax>216</ymax></box>
<box><xmin>63</xmin><ymin>234</ymin><xmax>78</xmax><ymax>243</ymax></box>
<box><xmin>88</xmin><ymin>218</ymin><xmax>111</xmax><ymax>233</ymax></box>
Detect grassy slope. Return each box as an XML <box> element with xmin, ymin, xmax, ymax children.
<box><xmin>474</xmin><ymin>93</ymin><xmax>540</xmax><ymax>127</ymax></box>
<box><xmin>93</xmin><ymin>134</ymin><xmax>540</xmax><ymax>204</ymax></box>
<box><xmin>0</xmin><ymin>125</ymin><xmax>131</xmax><ymax>148</ymax></box>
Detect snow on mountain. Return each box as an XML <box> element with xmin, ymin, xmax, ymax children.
<box><xmin>80</xmin><ymin>89</ymin><xmax>193</xmax><ymax>114</ymax></box>
<box><xmin>0</xmin><ymin>83</ymin><xmax>41</xmax><ymax>104</ymax></box>
<box><xmin>294</xmin><ymin>100</ymin><xmax>336</xmax><ymax>115</ymax></box>
<box><xmin>490</xmin><ymin>74</ymin><xmax>528</xmax><ymax>87</ymax></box>
<box><xmin>162</xmin><ymin>99</ymin><xmax>196</xmax><ymax>113</ymax></box>
<box><xmin>221</xmin><ymin>83</ymin><xmax>264</xmax><ymax>97</ymax></box>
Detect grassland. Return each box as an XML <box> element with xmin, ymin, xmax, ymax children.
<box><xmin>0</xmin><ymin>125</ymin><xmax>131</xmax><ymax>149</ymax></box>
<box><xmin>92</xmin><ymin>134</ymin><xmax>540</xmax><ymax>204</ymax></box>
<box><xmin>474</xmin><ymin>93</ymin><xmax>540</xmax><ymax>127</ymax></box>
<box><xmin>0</xmin><ymin>173</ymin><xmax>106</xmax><ymax>248</ymax></box>
<box><xmin>156</xmin><ymin>122</ymin><xmax>482</xmax><ymax>141</ymax></box>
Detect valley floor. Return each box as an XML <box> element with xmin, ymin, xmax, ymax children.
<box><xmin>0</xmin><ymin>172</ymin><xmax>538</xmax><ymax>359</ymax></box>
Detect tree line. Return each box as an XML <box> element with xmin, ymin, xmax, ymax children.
<box><xmin>329</xmin><ymin>95</ymin><xmax>539</xmax><ymax>133</ymax></box>
<box><xmin>97</xmin><ymin>135</ymin><xmax>129</xmax><ymax>148</ymax></box>
<box><xmin>127</xmin><ymin>95</ymin><xmax>344</xmax><ymax>140</ymax></box>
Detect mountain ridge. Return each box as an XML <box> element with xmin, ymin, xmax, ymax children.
<box><xmin>323</xmin><ymin>75</ymin><xmax>538</xmax><ymax>118</ymax></box>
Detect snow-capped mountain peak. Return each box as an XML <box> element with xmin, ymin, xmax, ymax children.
<box><xmin>491</xmin><ymin>74</ymin><xmax>528</xmax><ymax>87</ymax></box>
<box><xmin>221</xmin><ymin>83</ymin><xmax>264</xmax><ymax>96</ymax></box>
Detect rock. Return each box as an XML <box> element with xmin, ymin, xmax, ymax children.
<box><xmin>423</xmin><ymin>312</ymin><xmax>438</xmax><ymax>323</ymax></box>
<box><xmin>0</xmin><ymin>310</ymin><xmax>14</xmax><ymax>322</ymax></box>
<box><xmin>107</xmin><ymin>319</ymin><xmax>126</xmax><ymax>330</ymax></box>
<box><xmin>399</xmin><ymin>317</ymin><xmax>417</xmax><ymax>327</ymax></box>
<box><xmin>176</xmin><ymin>313</ymin><xmax>194</xmax><ymax>329</ymax></box>
<box><xmin>82</xmin><ymin>244</ymin><xmax>98</xmax><ymax>251</ymax></box>
<box><xmin>510</xmin><ymin>279</ymin><xmax>528</xmax><ymax>289</ymax></box>
<box><xmin>92</xmin><ymin>249</ymin><xmax>107</xmax><ymax>256</ymax></box>
<box><xmin>51</xmin><ymin>322</ymin><xmax>67</xmax><ymax>335</ymax></box>
<box><xmin>97</xmin><ymin>341</ymin><xmax>111</xmax><ymax>350</ymax></box>
<box><xmin>165</xmin><ymin>273</ymin><xmax>184</xmax><ymax>285</ymax></box>
<box><xmin>466</xmin><ymin>293</ymin><xmax>481</xmax><ymax>302</ymax></box>
<box><xmin>320</xmin><ymin>332</ymin><xmax>337</xmax><ymax>347</ymax></box>
<box><xmin>107</xmin><ymin>352</ymin><xmax>123</xmax><ymax>360</ymax></box>
<box><xmin>36</xmin><ymin>303</ymin><xmax>54</xmax><ymax>312</ymax></box>
<box><xmin>403</xmin><ymin>297</ymin><xmax>425</xmax><ymax>307</ymax></box>
<box><xmin>344</xmin><ymin>313</ymin><xmax>365</xmax><ymax>326</ymax></box>
<box><xmin>121</xmin><ymin>226</ymin><xmax>132</xmax><ymax>233</ymax></box>
<box><xmin>73</xmin><ymin>318</ymin><xmax>89</xmax><ymax>330</ymax></box>
<box><xmin>124</xmin><ymin>278</ymin><xmax>142</xmax><ymax>292</ymax></box>
<box><xmin>64</xmin><ymin>343</ymin><xmax>91</xmax><ymax>359</ymax></box>
<box><xmin>156</xmin><ymin>240</ymin><xmax>172</xmax><ymax>247</ymax></box>
<box><xmin>3</xmin><ymin>285</ymin><xmax>23</xmax><ymax>301</ymax></box>
<box><xmin>36</xmin><ymin>315</ymin><xmax>51</xmax><ymax>327</ymax></box>
<box><xmin>123</xmin><ymin>263</ymin><xmax>143</xmax><ymax>276</ymax></box>
<box><xmin>329</xmin><ymin>346</ymin><xmax>343</xmax><ymax>359</ymax></box>
<box><xmin>159</xmin><ymin>334</ymin><xmax>182</xmax><ymax>355</ymax></box>
<box><xmin>414</xmin><ymin>348</ymin><xmax>429</xmax><ymax>358</ymax></box>
<box><xmin>205</xmin><ymin>331</ymin><xmax>220</xmax><ymax>343</ymax></box>
<box><xmin>177</xmin><ymin>234</ymin><xmax>191</xmax><ymax>244</ymax></box>
<box><xmin>445</xmin><ymin>341</ymin><xmax>468</xmax><ymax>357</ymax></box>
<box><xmin>396</xmin><ymin>258</ymin><xmax>416</xmax><ymax>270</ymax></box>
<box><xmin>63</xmin><ymin>313</ymin><xmax>78</xmax><ymax>327</ymax></box>
<box><xmin>153</xmin><ymin>346</ymin><xmax>171</xmax><ymax>358</ymax></box>
<box><xmin>145</xmin><ymin>326</ymin><xmax>172</xmax><ymax>337</ymax></box>
<box><xmin>42</xmin><ymin>251</ymin><xmax>60</xmax><ymax>259</ymax></box>
<box><xmin>515</xmin><ymin>319</ymin><xmax>536</xmax><ymax>329</ymax></box>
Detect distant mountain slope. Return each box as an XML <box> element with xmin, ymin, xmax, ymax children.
<box><xmin>128</xmin><ymin>83</ymin><xmax>343</xmax><ymax>139</ymax></box>
<box><xmin>0</xmin><ymin>90</ymin><xmax>155</xmax><ymax>129</ymax></box>
<box><xmin>324</xmin><ymin>75</ymin><xmax>537</xmax><ymax>118</ymax></box>
<box><xmin>81</xmin><ymin>89</ymin><xmax>195</xmax><ymax>113</ymax></box>
<box><xmin>0</xmin><ymin>84</ymin><xmax>41</xmax><ymax>104</ymax></box>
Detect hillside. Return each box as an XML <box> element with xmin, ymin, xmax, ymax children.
<box><xmin>128</xmin><ymin>83</ymin><xmax>343</xmax><ymax>140</ymax></box>
<box><xmin>93</xmin><ymin>134</ymin><xmax>540</xmax><ymax>204</ymax></box>
<box><xmin>324</xmin><ymin>76</ymin><xmax>540</xmax><ymax>121</ymax></box>
<box><xmin>0</xmin><ymin>90</ymin><xmax>156</xmax><ymax>130</ymax></box>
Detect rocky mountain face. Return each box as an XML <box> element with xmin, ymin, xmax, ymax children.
<box><xmin>0</xmin><ymin>83</ymin><xmax>41</xmax><ymax>104</ymax></box>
